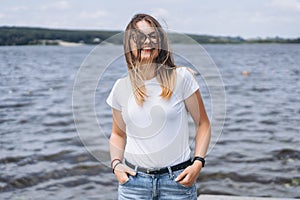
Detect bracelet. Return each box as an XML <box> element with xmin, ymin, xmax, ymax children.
<box><xmin>111</xmin><ymin>158</ymin><xmax>122</xmax><ymax>168</ymax></box>
<box><xmin>193</xmin><ymin>156</ymin><xmax>205</xmax><ymax>168</ymax></box>
<box><xmin>112</xmin><ymin>162</ymin><xmax>122</xmax><ymax>174</ymax></box>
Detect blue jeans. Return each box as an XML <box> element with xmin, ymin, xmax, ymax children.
<box><xmin>118</xmin><ymin>168</ymin><xmax>197</xmax><ymax>200</ymax></box>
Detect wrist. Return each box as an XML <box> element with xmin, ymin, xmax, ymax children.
<box><xmin>192</xmin><ymin>160</ymin><xmax>203</xmax><ymax>170</ymax></box>
<box><xmin>193</xmin><ymin>156</ymin><xmax>205</xmax><ymax>168</ymax></box>
<box><xmin>111</xmin><ymin>158</ymin><xmax>122</xmax><ymax>169</ymax></box>
<box><xmin>112</xmin><ymin>162</ymin><xmax>122</xmax><ymax>174</ymax></box>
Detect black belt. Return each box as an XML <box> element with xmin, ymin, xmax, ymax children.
<box><xmin>125</xmin><ymin>159</ymin><xmax>192</xmax><ymax>175</ymax></box>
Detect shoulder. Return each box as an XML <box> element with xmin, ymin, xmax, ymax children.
<box><xmin>174</xmin><ymin>66</ymin><xmax>199</xmax><ymax>99</ymax></box>
<box><xmin>112</xmin><ymin>75</ymin><xmax>130</xmax><ymax>89</ymax></box>
<box><xmin>175</xmin><ymin>66</ymin><xmax>197</xmax><ymax>79</ymax></box>
<box><xmin>107</xmin><ymin>75</ymin><xmax>131</xmax><ymax>105</ymax></box>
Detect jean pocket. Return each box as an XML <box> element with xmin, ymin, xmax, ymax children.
<box><xmin>175</xmin><ymin>181</ymin><xmax>195</xmax><ymax>189</ymax></box>
<box><xmin>119</xmin><ymin>175</ymin><xmax>132</xmax><ymax>186</ymax></box>
<box><xmin>173</xmin><ymin>169</ymin><xmax>194</xmax><ymax>189</ymax></box>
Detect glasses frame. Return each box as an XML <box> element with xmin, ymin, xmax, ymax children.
<box><xmin>130</xmin><ymin>30</ymin><xmax>159</xmax><ymax>45</ymax></box>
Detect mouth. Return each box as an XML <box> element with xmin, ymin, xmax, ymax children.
<box><xmin>141</xmin><ymin>46</ymin><xmax>155</xmax><ymax>54</ymax></box>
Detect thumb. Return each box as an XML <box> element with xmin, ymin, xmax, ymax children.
<box><xmin>124</xmin><ymin>165</ymin><xmax>137</xmax><ymax>176</ymax></box>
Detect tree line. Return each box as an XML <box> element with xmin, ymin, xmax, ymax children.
<box><xmin>0</xmin><ymin>26</ymin><xmax>121</xmax><ymax>45</ymax></box>
<box><xmin>0</xmin><ymin>26</ymin><xmax>299</xmax><ymax>46</ymax></box>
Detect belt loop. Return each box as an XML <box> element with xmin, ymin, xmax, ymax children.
<box><xmin>167</xmin><ymin>166</ymin><xmax>174</xmax><ymax>179</ymax></box>
<box><xmin>134</xmin><ymin>165</ymin><xmax>138</xmax><ymax>173</ymax></box>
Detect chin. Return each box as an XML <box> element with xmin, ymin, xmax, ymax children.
<box><xmin>141</xmin><ymin>52</ymin><xmax>158</xmax><ymax>61</ymax></box>
<box><xmin>141</xmin><ymin>54</ymin><xmax>151</xmax><ymax>60</ymax></box>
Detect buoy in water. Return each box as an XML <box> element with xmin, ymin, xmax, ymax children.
<box><xmin>242</xmin><ymin>71</ymin><xmax>250</xmax><ymax>76</ymax></box>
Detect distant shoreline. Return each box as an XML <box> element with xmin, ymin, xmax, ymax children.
<box><xmin>1</xmin><ymin>26</ymin><xmax>299</xmax><ymax>46</ymax></box>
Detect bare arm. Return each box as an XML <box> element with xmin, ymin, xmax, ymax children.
<box><xmin>186</xmin><ymin>90</ymin><xmax>211</xmax><ymax>159</ymax></box>
<box><xmin>110</xmin><ymin>108</ymin><xmax>126</xmax><ymax>161</ymax></box>
<box><xmin>109</xmin><ymin>108</ymin><xmax>136</xmax><ymax>183</ymax></box>
<box><xmin>175</xmin><ymin>90</ymin><xmax>211</xmax><ymax>186</ymax></box>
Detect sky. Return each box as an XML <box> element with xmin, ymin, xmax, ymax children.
<box><xmin>1</xmin><ymin>0</ymin><xmax>300</xmax><ymax>39</ymax></box>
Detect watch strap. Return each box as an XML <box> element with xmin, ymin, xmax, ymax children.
<box><xmin>193</xmin><ymin>156</ymin><xmax>205</xmax><ymax>168</ymax></box>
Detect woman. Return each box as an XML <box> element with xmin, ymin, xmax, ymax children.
<box><xmin>106</xmin><ymin>14</ymin><xmax>211</xmax><ymax>200</ymax></box>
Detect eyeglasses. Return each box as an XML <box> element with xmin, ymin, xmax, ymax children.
<box><xmin>131</xmin><ymin>30</ymin><xmax>159</xmax><ymax>44</ymax></box>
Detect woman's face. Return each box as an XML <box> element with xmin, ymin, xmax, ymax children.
<box><xmin>130</xmin><ymin>20</ymin><xmax>159</xmax><ymax>62</ymax></box>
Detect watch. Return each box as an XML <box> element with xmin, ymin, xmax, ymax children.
<box><xmin>193</xmin><ymin>156</ymin><xmax>205</xmax><ymax>168</ymax></box>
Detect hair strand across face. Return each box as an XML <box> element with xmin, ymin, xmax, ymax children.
<box><xmin>124</xmin><ymin>14</ymin><xmax>177</xmax><ymax>106</ymax></box>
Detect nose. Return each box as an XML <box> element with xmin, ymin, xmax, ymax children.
<box><xmin>144</xmin><ymin>36</ymin><xmax>151</xmax><ymax>44</ymax></box>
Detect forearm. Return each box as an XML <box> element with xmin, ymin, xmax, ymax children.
<box><xmin>176</xmin><ymin>121</ymin><xmax>210</xmax><ymax>186</ymax></box>
<box><xmin>109</xmin><ymin>131</ymin><xmax>136</xmax><ymax>181</ymax></box>
<box><xmin>109</xmin><ymin>132</ymin><xmax>126</xmax><ymax>162</ymax></box>
<box><xmin>194</xmin><ymin>121</ymin><xmax>211</xmax><ymax>158</ymax></box>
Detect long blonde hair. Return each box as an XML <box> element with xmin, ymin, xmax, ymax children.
<box><xmin>124</xmin><ymin>14</ymin><xmax>176</xmax><ymax>106</ymax></box>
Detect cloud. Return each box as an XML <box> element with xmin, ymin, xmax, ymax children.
<box><xmin>249</xmin><ymin>12</ymin><xmax>291</xmax><ymax>23</ymax></box>
<box><xmin>150</xmin><ymin>8</ymin><xmax>169</xmax><ymax>18</ymax></box>
<box><xmin>79</xmin><ymin>10</ymin><xmax>107</xmax><ymax>19</ymax></box>
<box><xmin>41</xmin><ymin>0</ymin><xmax>71</xmax><ymax>11</ymax></box>
<box><xmin>270</xmin><ymin>0</ymin><xmax>300</xmax><ymax>11</ymax></box>
<box><xmin>55</xmin><ymin>1</ymin><xmax>71</xmax><ymax>10</ymax></box>
<box><xmin>10</xmin><ymin>6</ymin><xmax>28</xmax><ymax>12</ymax></box>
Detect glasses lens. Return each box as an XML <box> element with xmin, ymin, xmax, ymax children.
<box><xmin>131</xmin><ymin>31</ymin><xmax>158</xmax><ymax>44</ymax></box>
<box><xmin>138</xmin><ymin>32</ymin><xmax>147</xmax><ymax>43</ymax></box>
<box><xmin>148</xmin><ymin>33</ymin><xmax>158</xmax><ymax>43</ymax></box>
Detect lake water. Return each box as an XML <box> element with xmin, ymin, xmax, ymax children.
<box><xmin>0</xmin><ymin>44</ymin><xmax>299</xmax><ymax>199</ymax></box>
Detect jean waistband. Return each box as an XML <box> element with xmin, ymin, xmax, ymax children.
<box><xmin>125</xmin><ymin>159</ymin><xmax>192</xmax><ymax>175</ymax></box>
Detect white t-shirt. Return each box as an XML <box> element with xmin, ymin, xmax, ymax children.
<box><xmin>106</xmin><ymin>67</ymin><xmax>199</xmax><ymax>168</ymax></box>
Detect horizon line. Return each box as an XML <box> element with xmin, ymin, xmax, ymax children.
<box><xmin>1</xmin><ymin>25</ymin><xmax>299</xmax><ymax>40</ymax></box>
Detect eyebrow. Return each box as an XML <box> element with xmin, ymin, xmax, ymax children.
<box><xmin>135</xmin><ymin>30</ymin><xmax>156</xmax><ymax>35</ymax></box>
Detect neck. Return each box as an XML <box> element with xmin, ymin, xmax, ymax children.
<box><xmin>139</xmin><ymin>63</ymin><xmax>156</xmax><ymax>80</ymax></box>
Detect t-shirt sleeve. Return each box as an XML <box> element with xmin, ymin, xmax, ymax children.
<box><xmin>182</xmin><ymin>67</ymin><xmax>200</xmax><ymax>100</ymax></box>
<box><xmin>106</xmin><ymin>79</ymin><xmax>122</xmax><ymax>111</ymax></box>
